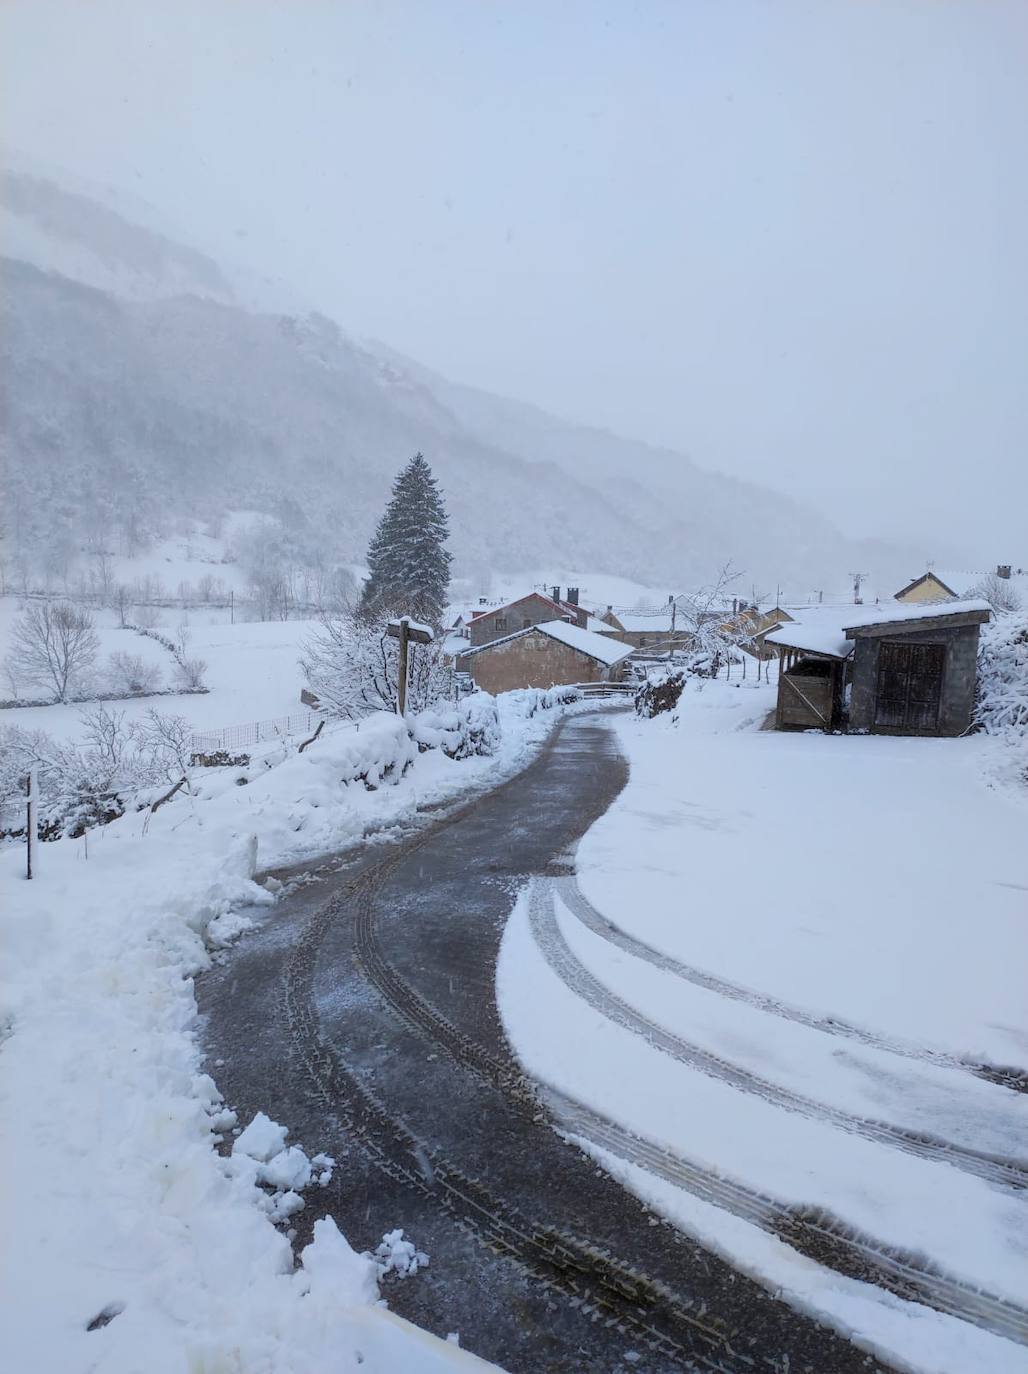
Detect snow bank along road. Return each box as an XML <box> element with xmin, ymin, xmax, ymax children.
<box><xmin>201</xmin><ymin>711</ymin><xmax>897</xmax><ymax>1374</ymax></box>
<box><xmin>498</xmin><ymin>690</ymin><xmax>1028</xmax><ymax>1374</ymax></box>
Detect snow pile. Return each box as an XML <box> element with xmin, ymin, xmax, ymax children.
<box><xmin>228</xmin><ymin>1110</ymin><xmax>335</xmax><ymax>1224</ymax></box>
<box><xmin>371</xmin><ymin>1229</ymin><xmax>430</xmax><ymax>1279</ymax></box>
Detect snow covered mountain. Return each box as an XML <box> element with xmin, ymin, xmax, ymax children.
<box><xmin>0</xmin><ymin>165</ymin><xmax>921</xmax><ymax>593</ymax></box>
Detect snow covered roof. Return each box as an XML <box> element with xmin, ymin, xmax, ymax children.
<box><xmin>765</xmin><ymin>599</ymin><xmax>992</xmax><ymax>660</ymax></box>
<box><xmin>765</xmin><ymin>618</ymin><xmax>856</xmax><ymax>661</ymax></box>
<box><xmin>611</xmin><ymin>611</ymin><xmax>678</xmax><ymax>634</ymax></box>
<box><xmin>458</xmin><ymin>620</ymin><xmax>635</xmax><ymax>666</ymax></box>
<box><xmin>843</xmin><ymin>599</ymin><xmax>991</xmax><ymax>635</ymax></box>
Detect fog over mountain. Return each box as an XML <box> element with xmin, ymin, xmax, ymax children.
<box><xmin>1</xmin><ymin>166</ymin><xmax>926</xmax><ymax>596</ymax></box>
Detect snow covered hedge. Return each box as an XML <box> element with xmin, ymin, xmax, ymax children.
<box><xmin>975</xmin><ymin>612</ymin><xmax>1028</xmax><ymax>784</ymax></box>
<box><xmin>976</xmin><ymin>612</ymin><xmax>1028</xmax><ymax>739</ymax></box>
<box><xmin>0</xmin><ymin>685</ymin><xmax>581</xmax><ymax>842</ymax></box>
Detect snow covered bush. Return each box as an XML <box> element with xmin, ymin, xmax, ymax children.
<box><xmin>107</xmin><ymin>649</ymin><xmax>163</xmax><ymax>695</ymax></box>
<box><xmin>502</xmin><ymin>684</ymin><xmax>582</xmax><ymax>719</ymax></box>
<box><xmin>975</xmin><ymin>613</ymin><xmax>1028</xmax><ymax>783</ymax></box>
<box><xmin>174</xmin><ymin>653</ymin><xmax>208</xmax><ymax>691</ymax></box>
<box><xmin>0</xmin><ymin>705</ymin><xmax>198</xmax><ymax>839</ymax></box>
<box><xmin>635</xmin><ymin>667</ymin><xmax>687</xmax><ymax>718</ymax></box>
<box><xmin>413</xmin><ymin>690</ymin><xmax>502</xmax><ymax>759</ymax></box>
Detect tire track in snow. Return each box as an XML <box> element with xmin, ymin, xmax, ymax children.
<box><xmin>541</xmin><ymin>1087</ymin><xmax>1028</xmax><ymax>1349</ymax></box>
<box><xmin>286</xmin><ymin>849</ymin><xmax>768</xmax><ymax>1374</ymax></box>
<box><xmin>558</xmin><ymin>874</ymin><xmax>1028</xmax><ymax>1094</ymax></box>
<box><xmin>537</xmin><ymin>880</ymin><xmax>1028</xmax><ymax>1190</ymax></box>
<box><xmin>349</xmin><ymin>846</ymin><xmax>1028</xmax><ymax>1350</ymax></box>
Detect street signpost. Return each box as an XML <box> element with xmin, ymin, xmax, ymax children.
<box><xmin>385</xmin><ymin>616</ymin><xmax>434</xmax><ymax>715</ymax></box>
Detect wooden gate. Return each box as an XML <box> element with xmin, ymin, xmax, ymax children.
<box><xmin>873</xmin><ymin>641</ymin><xmax>945</xmax><ymax>732</ymax></box>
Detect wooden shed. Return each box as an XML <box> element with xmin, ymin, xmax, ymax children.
<box><xmin>765</xmin><ymin>600</ymin><xmax>991</xmax><ymax>737</ymax></box>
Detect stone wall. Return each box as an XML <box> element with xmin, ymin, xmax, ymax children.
<box><xmin>849</xmin><ymin>623</ymin><xmax>981</xmax><ymax>736</ymax></box>
<box><xmin>461</xmin><ymin>629</ymin><xmax>614</xmax><ymax>693</ymax></box>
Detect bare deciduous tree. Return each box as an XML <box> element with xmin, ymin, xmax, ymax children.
<box><xmin>8</xmin><ymin>601</ymin><xmax>100</xmax><ymax>701</ymax></box>
<box><xmin>129</xmin><ymin>709</ymin><xmax>195</xmax><ymax>783</ymax></box>
<box><xmin>967</xmin><ymin>573</ymin><xmax>1023</xmax><ymax>614</ymax></box>
<box><xmin>301</xmin><ymin>608</ymin><xmax>453</xmax><ymax>719</ymax></box>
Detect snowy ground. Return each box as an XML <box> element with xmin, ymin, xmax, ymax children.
<box><xmin>0</xmin><ymin>600</ymin><xmax>317</xmax><ymax>744</ymax></box>
<box><xmin>497</xmin><ymin>677</ymin><xmax>1028</xmax><ymax>1374</ymax></box>
<box><xmin>0</xmin><ymin>693</ymin><xmax>582</xmax><ymax>1373</ymax></box>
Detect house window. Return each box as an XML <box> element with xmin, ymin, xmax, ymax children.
<box><xmin>494</xmin><ymin>617</ymin><xmax>507</xmax><ymax>631</ymax></box>
<box><xmin>639</xmin><ymin>636</ymin><xmax>648</xmax><ymax>647</ymax></box>
<box><xmin>522</xmin><ymin>617</ymin><xmax>533</xmax><ymax>628</ymax></box>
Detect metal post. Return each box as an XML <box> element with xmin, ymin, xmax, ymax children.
<box><xmin>397</xmin><ymin>618</ymin><xmax>409</xmax><ymax>716</ymax></box>
<box><xmin>230</xmin><ymin>589</ymin><xmax>234</xmax><ymax>624</ymax></box>
<box><xmin>667</xmin><ymin>594</ymin><xmax>676</xmax><ymax>662</ymax></box>
<box><xmin>26</xmin><ymin>767</ymin><xmax>38</xmax><ymax>880</ymax></box>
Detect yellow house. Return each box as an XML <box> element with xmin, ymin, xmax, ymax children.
<box><xmin>895</xmin><ymin>566</ymin><xmax>1021</xmax><ymax>604</ymax></box>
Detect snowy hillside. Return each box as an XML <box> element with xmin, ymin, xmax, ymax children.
<box><xmin>0</xmin><ymin>167</ymin><xmax>925</xmax><ymax>596</ymax></box>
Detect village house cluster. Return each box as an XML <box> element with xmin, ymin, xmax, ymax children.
<box><xmin>444</xmin><ymin>564</ymin><xmax>1024</xmax><ymax>738</ymax></box>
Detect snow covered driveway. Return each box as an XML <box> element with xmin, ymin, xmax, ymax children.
<box><xmin>498</xmin><ymin>681</ymin><xmax>1028</xmax><ymax>1374</ymax></box>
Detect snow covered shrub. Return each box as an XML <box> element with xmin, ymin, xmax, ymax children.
<box><xmin>128</xmin><ymin>709</ymin><xmax>196</xmax><ymax>784</ymax></box>
<box><xmin>502</xmin><ymin>685</ymin><xmax>582</xmax><ymax>720</ymax></box>
<box><xmin>174</xmin><ymin>655</ymin><xmax>208</xmax><ymax>691</ymax></box>
<box><xmin>300</xmin><ymin>609</ymin><xmax>454</xmax><ymax>718</ymax></box>
<box><xmin>107</xmin><ymin>650</ymin><xmax>162</xmax><ymax>695</ymax></box>
<box><xmin>412</xmin><ymin>691</ymin><xmax>501</xmax><ymax>759</ymax></box>
<box><xmin>635</xmin><ymin>668</ymin><xmax>687</xmax><ymax>718</ymax></box>
<box><xmin>0</xmin><ymin>705</ymin><xmax>199</xmax><ymax>839</ymax></box>
<box><xmin>976</xmin><ymin>613</ymin><xmax>1028</xmax><ymax>739</ymax></box>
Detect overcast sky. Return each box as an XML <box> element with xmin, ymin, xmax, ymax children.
<box><xmin>3</xmin><ymin>0</ymin><xmax>1026</xmax><ymax>559</ymax></box>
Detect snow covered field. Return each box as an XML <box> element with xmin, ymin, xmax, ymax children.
<box><xmin>0</xmin><ymin>693</ymin><xmax>582</xmax><ymax>1373</ymax></box>
<box><xmin>498</xmin><ymin>678</ymin><xmax>1028</xmax><ymax>1374</ymax></box>
<box><xmin>0</xmin><ymin>599</ymin><xmax>316</xmax><ymax>744</ymax></box>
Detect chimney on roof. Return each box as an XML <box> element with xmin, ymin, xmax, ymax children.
<box><xmin>997</xmin><ymin>564</ymin><xmax>1012</xmax><ymax>580</ymax></box>
<box><xmin>478</xmin><ymin>597</ymin><xmax>487</xmax><ymax>604</ymax></box>
<box><xmin>566</xmin><ymin>586</ymin><xmax>579</xmax><ymax>606</ymax></box>
<box><xmin>551</xmin><ymin>585</ymin><xmax>560</xmax><ymax>602</ymax></box>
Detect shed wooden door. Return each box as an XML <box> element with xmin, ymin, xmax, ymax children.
<box><xmin>874</xmin><ymin>641</ymin><xmax>945</xmax><ymax>732</ymax></box>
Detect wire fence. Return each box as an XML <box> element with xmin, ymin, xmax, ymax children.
<box><xmin>190</xmin><ymin>711</ymin><xmax>321</xmax><ymax>754</ymax></box>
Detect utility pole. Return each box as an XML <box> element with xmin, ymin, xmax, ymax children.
<box><xmin>230</xmin><ymin>589</ymin><xmax>234</xmax><ymax>625</ymax></box>
<box><xmin>25</xmin><ymin>767</ymin><xmax>38</xmax><ymax>880</ymax></box>
<box><xmin>848</xmin><ymin>572</ymin><xmax>868</xmax><ymax>605</ymax></box>
<box><xmin>667</xmin><ymin>594</ymin><xmax>676</xmax><ymax>661</ymax></box>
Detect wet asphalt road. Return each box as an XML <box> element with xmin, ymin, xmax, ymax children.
<box><xmin>199</xmin><ymin>711</ymin><xmax>892</xmax><ymax>1374</ymax></box>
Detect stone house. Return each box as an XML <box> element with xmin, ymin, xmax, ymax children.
<box><xmin>458</xmin><ymin>620</ymin><xmax>635</xmax><ymax>694</ymax></box>
<box><xmin>467</xmin><ymin>587</ymin><xmax>588</xmax><ymax>650</ymax></box>
<box><xmin>766</xmin><ymin>601</ymin><xmax>991</xmax><ymax>736</ymax></box>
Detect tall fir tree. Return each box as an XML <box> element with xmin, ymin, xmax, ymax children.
<box><xmin>359</xmin><ymin>453</ymin><xmax>452</xmax><ymax>624</ymax></box>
